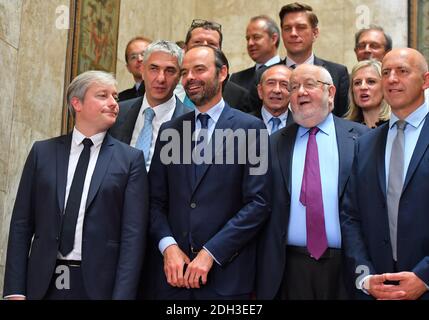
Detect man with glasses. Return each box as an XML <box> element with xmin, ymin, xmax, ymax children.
<box><xmin>118</xmin><ymin>36</ymin><xmax>152</xmax><ymax>102</ymax></box>
<box><xmin>181</xmin><ymin>19</ymin><xmax>251</xmax><ymax>113</ymax></box>
<box><xmin>354</xmin><ymin>25</ymin><xmax>392</xmax><ymax>62</ymax></box>
<box><xmin>256</xmin><ymin>64</ymin><xmax>367</xmax><ymax>299</ymax></box>
<box><xmin>249</xmin><ymin>2</ymin><xmax>350</xmax><ymax>118</ymax></box>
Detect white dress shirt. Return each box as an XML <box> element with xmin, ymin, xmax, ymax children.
<box><xmin>130</xmin><ymin>94</ymin><xmax>176</xmax><ymax>171</ymax></box>
<box><xmin>255</xmin><ymin>55</ymin><xmax>281</xmax><ymax>70</ymax></box>
<box><xmin>58</xmin><ymin>128</ymin><xmax>106</xmax><ymax>261</ymax></box>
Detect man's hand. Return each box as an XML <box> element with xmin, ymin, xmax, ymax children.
<box><xmin>366</xmin><ymin>272</ymin><xmax>427</xmax><ymax>300</ymax></box>
<box><xmin>163</xmin><ymin>244</ymin><xmax>190</xmax><ymax>288</ymax></box>
<box><xmin>184</xmin><ymin>249</ymin><xmax>214</xmax><ymax>289</ymax></box>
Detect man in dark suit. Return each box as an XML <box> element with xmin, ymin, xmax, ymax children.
<box><xmin>255</xmin><ymin>64</ymin><xmax>294</xmax><ymax>132</ymax></box>
<box><xmin>249</xmin><ymin>2</ymin><xmax>349</xmax><ymax>117</ymax></box>
<box><xmin>147</xmin><ymin>45</ymin><xmax>270</xmax><ymax>299</ymax></box>
<box><xmin>340</xmin><ymin>48</ymin><xmax>429</xmax><ymax>300</ymax></box>
<box><xmin>257</xmin><ymin>64</ymin><xmax>367</xmax><ymax>299</ymax></box>
<box><xmin>3</xmin><ymin>71</ymin><xmax>149</xmax><ymax>300</ymax></box>
<box><xmin>118</xmin><ymin>36</ymin><xmax>152</xmax><ymax>102</ymax></box>
<box><xmin>181</xmin><ymin>19</ymin><xmax>250</xmax><ymax>113</ymax></box>
<box><xmin>110</xmin><ymin>40</ymin><xmax>192</xmax><ymax>171</ymax></box>
<box><xmin>230</xmin><ymin>15</ymin><xmax>281</xmax><ymax>91</ymax></box>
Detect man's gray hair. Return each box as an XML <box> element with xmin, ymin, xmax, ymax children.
<box><xmin>318</xmin><ymin>66</ymin><xmax>334</xmax><ymax>85</ymax></box>
<box><xmin>143</xmin><ymin>40</ymin><xmax>184</xmax><ymax>66</ymax></box>
<box><xmin>67</xmin><ymin>70</ymin><xmax>117</xmax><ymax>117</ymax></box>
<box><xmin>250</xmin><ymin>15</ymin><xmax>281</xmax><ymax>48</ymax></box>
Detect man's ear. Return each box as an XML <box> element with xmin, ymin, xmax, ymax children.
<box><xmin>423</xmin><ymin>71</ymin><xmax>429</xmax><ymax>90</ymax></box>
<box><xmin>312</xmin><ymin>27</ymin><xmax>319</xmax><ymax>42</ymax></box>
<box><xmin>70</xmin><ymin>96</ymin><xmax>82</xmax><ymax>114</ymax></box>
<box><xmin>257</xmin><ymin>83</ymin><xmax>263</xmax><ymax>100</ymax></box>
<box><xmin>219</xmin><ymin>65</ymin><xmax>228</xmax><ymax>83</ymax></box>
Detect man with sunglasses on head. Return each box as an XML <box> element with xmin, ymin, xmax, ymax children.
<box><xmin>181</xmin><ymin>19</ymin><xmax>251</xmax><ymax>113</ymax></box>
<box><xmin>118</xmin><ymin>36</ymin><xmax>152</xmax><ymax>102</ymax></box>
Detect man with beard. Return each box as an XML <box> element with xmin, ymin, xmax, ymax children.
<box><xmin>146</xmin><ymin>45</ymin><xmax>271</xmax><ymax>299</ymax></box>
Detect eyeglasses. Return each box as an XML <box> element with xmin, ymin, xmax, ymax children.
<box><xmin>190</xmin><ymin>19</ymin><xmax>222</xmax><ymax>31</ymax></box>
<box><xmin>289</xmin><ymin>80</ymin><xmax>331</xmax><ymax>93</ymax></box>
<box><xmin>128</xmin><ymin>51</ymin><xmax>145</xmax><ymax>61</ymax></box>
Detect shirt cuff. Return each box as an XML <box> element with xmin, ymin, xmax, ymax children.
<box><xmin>358</xmin><ymin>274</ymin><xmax>372</xmax><ymax>295</ymax></box>
<box><xmin>203</xmin><ymin>246</ymin><xmax>221</xmax><ymax>266</ymax></box>
<box><xmin>159</xmin><ymin>236</ymin><xmax>177</xmax><ymax>255</ymax></box>
<box><xmin>4</xmin><ymin>294</ymin><xmax>26</xmax><ymax>299</ymax></box>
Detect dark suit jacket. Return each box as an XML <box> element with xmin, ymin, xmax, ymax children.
<box><xmin>118</xmin><ymin>83</ymin><xmax>145</xmax><ymax>102</ymax></box>
<box><xmin>340</xmin><ymin>120</ymin><xmax>429</xmax><ymax>300</ymax></box>
<box><xmin>109</xmin><ymin>96</ymin><xmax>191</xmax><ymax>144</ymax></box>
<box><xmin>248</xmin><ymin>56</ymin><xmax>350</xmax><ymax>117</ymax></box>
<box><xmin>223</xmin><ymin>80</ymin><xmax>250</xmax><ymax>113</ymax></box>
<box><xmin>147</xmin><ymin>104</ymin><xmax>271</xmax><ymax>298</ymax></box>
<box><xmin>230</xmin><ymin>66</ymin><xmax>257</xmax><ymax>92</ymax></box>
<box><xmin>256</xmin><ymin>116</ymin><xmax>368</xmax><ymax>299</ymax></box>
<box><xmin>3</xmin><ymin>134</ymin><xmax>149</xmax><ymax>300</ymax></box>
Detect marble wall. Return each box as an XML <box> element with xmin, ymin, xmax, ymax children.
<box><xmin>0</xmin><ymin>0</ymin><xmax>408</xmax><ymax>296</ymax></box>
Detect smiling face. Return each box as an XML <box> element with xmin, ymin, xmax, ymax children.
<box><xmin>281</xmin><ymin>11</ymin><xmax>318</xmax><ymax>60</ymax></box>
<box><xmin>289</xmin><ymin>65</ymin><xmax>335</xmax><ymax>128</ymax></box>
<box><xmin>141</xmin><ymin>51</ymin><xmax>180</xmax><ymax>106</ymax></box>
<box><xmin>352</xmin><ymin>65</ymin><xmax>384</xmax><ymax>111</ymax></box>
<box><xmin>246</xmin><ymin>19</ymin><xmax>278</xmax><ymax>64</ymax></box>
<box><xmin>257</xmin><ymin>65</ymin><xmax>291</xmax><ymax>116</ymax></box>
<box><xmin>355</xmin><ymin>30</ymin><xmax>387</xmax><ymax>62</ymax></box>
<box><xmin>381</xmin><ymin>48</ymin><xmax>429</xmax><ymax>118</ymax></box>
<box><xmin>126</xmin><ymin>40</ymin><xmax>150</xmax><ymax>80</ymax></box>
<box><xmin>72</xmin><ymin>82</ymin><xmax>119</xmax><ymax>135</ymax></box>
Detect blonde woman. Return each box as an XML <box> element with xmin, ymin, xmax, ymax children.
<box><xmin>345</xmin><ymin>59</ymin><xmax>390</xmax><ymax>128</ymax></box>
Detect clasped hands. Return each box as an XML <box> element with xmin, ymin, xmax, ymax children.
<box><xmin>163</xmin><ymin>244</ymin><xmax>214</xmax><ymax>289</ymax></box>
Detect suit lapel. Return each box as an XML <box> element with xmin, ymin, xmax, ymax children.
<box><xmin>377</xmin><ymin>125</ymin><xmax>389</xmax><ymax>199</ymax></box>
<box><xmin>191</xmin><ymin>105</ymin><xmax>234</xmax><ymax>195</ymax></box>
<box><xmin>85</xmin><ymin>134</ymin><xmax>115</xmax><ymax>210</ymax></box>
<box><xmin>403</xmin><ymin>117</ymin><xmax>429</xmax><ymax>192</ymax></box>
<box><xmin>56</xmin><ymin>134</ymin><xmax>72</xmax><ymax>214</ymax></box>
<box><xmin>278</xmin><ymin>124</ymin><xmax>298</xmax><ymax>195</ymax></box>
<box><xmin>121</xmin><ymin>97</ymin><xmax>143</xmax><ymax>144</ymax></box>
<box><xmin>334</xmin><ymin>117</ymin><xmax>359</xmax><ymax>197</ymax></box>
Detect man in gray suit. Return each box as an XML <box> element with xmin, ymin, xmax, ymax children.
<box><xmin>110</xmin><ymin>40</ymin><xmax>192</xmax><ymax>171</ymax></box>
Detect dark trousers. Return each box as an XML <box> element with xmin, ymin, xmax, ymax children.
<box><xmin>43</xmin><ymin>260</ymin><xmax>89</xmax><ymax>300</ymax></box>
<box><xmin>280</xmin><ymin>246</ymin><xmax>349</xmax><ymax>300</ymax></box>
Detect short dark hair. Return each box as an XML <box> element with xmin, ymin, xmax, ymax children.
<box><xmin>278</xmin><ymin>2</ymin><xmax>318</xmax><ymax>28</ymax></box>
<box><xmin>185</xmin><ymin>19</ymin><xmax>223</xmax><ymax>49</ymax></box>
<box><xmin>354</xmin><ymin>25</ymin><xmax>392</xmax><ymax>52</ymax></box>
<box><xmin>250</xmin><ymin>15</ymin><xmax>281</xmax><ymax>48</ymax></box>
<box><xmin>125</xmin><ymin>36</ymin><xmax>152</xmax><ymax>63</ymax></box>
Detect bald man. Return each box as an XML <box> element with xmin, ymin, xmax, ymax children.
<box><xmin>341</xmin><ymin>48</ymin><xmax>429</xmax><ymax>300</ymax></box>
<box><xmin>257</xmin><ymin>64</ymin><xmax>367</xmax><ymax>299</ymax></box>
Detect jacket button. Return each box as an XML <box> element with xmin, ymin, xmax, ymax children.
<box><xmin>182</xmin><ymin>231</ymin><xmax>188</xmax><ymax>237</ymax></box>
<box><xmin>190</xmin><ymin>202</ymin><xmax>196</xmax><ymax>209</ymax></box>
<box><xmin>55</xmin><ymin>237</ymin><xmax>59</xmax><ymax>241</ymax></box>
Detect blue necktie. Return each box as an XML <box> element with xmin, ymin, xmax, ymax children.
<box><xmin>270</xmin><ymin>117</ymin><xmax>281</xmax><ymax>134</ymax></box>
<box><xmin>195</xmin><ymin>113</ymin><xmax>210</xmax><ymax>180</ymax></box>
<box><xmin>59</xmin><ymin>138</ymin><xmax>93</xmax><ymax>256</ymax></box>
<box><xmin>135</xmin><ymin>108</ymin><xmax>155</xmax><ymax>163</ymax></box>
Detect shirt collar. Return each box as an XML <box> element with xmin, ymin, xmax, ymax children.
<box><xmin>72</xmin><ymin>127</ymin><xmax>106</xmax><ymax>148</ymax></box>
<box><xmin>261</xmin><ymin>106</ymin><xmax>288</xmax><ymax>124</ymax></box>
<box><xmin>194</xmin><ymin>98</ymin><xmax>225</xmax><ymax>124</ymax></box>
<box><xmin>255</xmin><ymin>55</ymin><xmax>281</xmax><ymax>70</ymax></box>
<box><xmin>298</xmin><ymin>112</ymin><xmax>334</xmax><ymax>138</ymax></box>
<box><xmin>285</xmin><ymin>53</ymin><xmax>314</xmax><ymax>68</ymax></box>
<box><xmin>389</xmin><ymin>101</ymin><xmax>428</xmax><ymax>130</ymax></box>
<box><xmin>142</xmin><ymin>94</ymin><xmax>176</xmax><ymax>118</ymax></box>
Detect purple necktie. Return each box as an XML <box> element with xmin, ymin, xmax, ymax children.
<box><xmin>300</xmin><ymin>127</ymin><xmax>328</xmax><ymax>260</ymax></box>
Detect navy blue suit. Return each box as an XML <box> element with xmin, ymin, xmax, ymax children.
<box><xmin>147</xmin><ymin>104</ymin><xmax>271</xmax><ymax>298</ymax></box>
<box><xmin>340</xmin><ymin>121</ymin><xmax>429</xmax><ymax>299</ymax></box>
<box><xmin>3</xmin><ymin>134</ymin><xmax>149</xmax><ymax>299</ymax></box>
<box><xmin>256</xmin><ymin>116</ymin><xmax>368</xmax><ymax>299</ymax></box>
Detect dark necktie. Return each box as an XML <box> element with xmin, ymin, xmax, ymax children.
<box><xmin>270</xmin><ymin>117</ymin><xmax>281</xmax><ymax>134</ymax></box>
<box><xmin>387</xmin><ymin>120</ymin><xmax>407</xmax><ymax>261</ymax></box>
<box><xmin>300</xmin><ymin>127</ymin><xmax>328</xmax><ymax>260</ymax></box>
<box><xmin>59</xmin><ymin>138</ymin><xmax>93</xmax><ymax>256</ymax></box>
<box><xmin>194</xmin><ymin>113</ymin><xmax>210</xmax><ymax>180</ymax></box>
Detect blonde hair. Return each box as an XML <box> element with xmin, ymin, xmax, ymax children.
<box><xmin>344</xmin><ymin>59</ymin><xmax>390</xmax><ymax>123</ymax></box>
